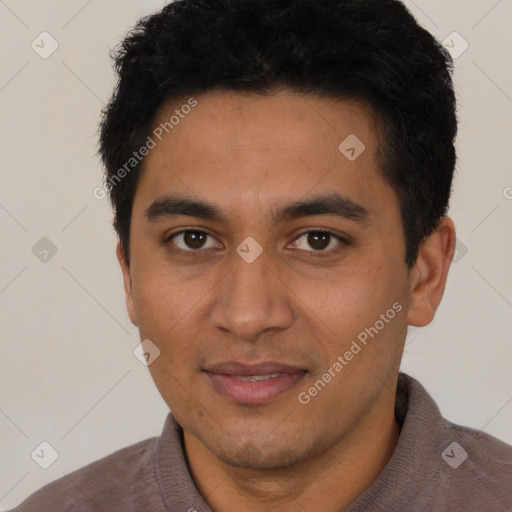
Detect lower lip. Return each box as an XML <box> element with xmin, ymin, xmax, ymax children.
<box><xmin>204</xmin><ymin>371</ymin><xmax>306</xmax><ymax>404</ymax></box>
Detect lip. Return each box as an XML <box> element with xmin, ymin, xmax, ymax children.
<box><xmin>203</xmin><ymin>361</ymin><xmax>307</xmax><ymax>404</ymax></box>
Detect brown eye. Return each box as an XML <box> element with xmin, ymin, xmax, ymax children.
<box><xmin>168</xmin><ymin>230</ymin><xmax>219</xmax><ymax>251</ymax></box>
<box><xmin>183</xmin><ymin>231</ymin><xmax>207</xmax><ymax>249</ymax></box>
<box><xmin>292</xmin><ymin>230</ymin><xmax>344</xmax><ymax>252</ymax></box>
<box><xmin>307</xmin><ymin>231</ymin><xmax>331</xmax><ymax>250</ymax></box>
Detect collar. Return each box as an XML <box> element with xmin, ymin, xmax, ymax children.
<box><xmin>154</xmin><ymin>373</ymin><xmax>449</xmax><ymax>511</ymax></box>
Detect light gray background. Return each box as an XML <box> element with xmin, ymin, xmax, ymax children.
<box><xmin>0</xmin><ymin>0</ymin><xmax>511</xmax><ymax>509</ymax></box>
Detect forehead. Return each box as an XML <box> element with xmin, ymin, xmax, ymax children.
<box><xmin>133</xmin><ymin>90</ymin><xmax>395</xmax><ymax>222</ymax></box>
<box><xmin>151</xmin><ymin>90</ymin><xmax>379</xmax><ymax>157</ymax></box>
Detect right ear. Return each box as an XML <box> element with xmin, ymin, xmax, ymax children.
<box><xmin>116</xmin><ymin>241</ymin><xmax>139</xmax><ymax>327</ymax></box>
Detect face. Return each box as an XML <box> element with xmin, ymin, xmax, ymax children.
<box><xmin>119</xmin><ymin>90</ymin><xmax>427</xmax><ymax>470</ymax></box>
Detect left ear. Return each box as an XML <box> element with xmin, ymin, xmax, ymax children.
<box><xmin>406</xmin><ymin>216</ymin><xmax>456</xmax><ymax>327</ymax></box>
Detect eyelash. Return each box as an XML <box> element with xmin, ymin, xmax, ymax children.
<box><xmin>163</xmin><ymin>229</ymin><xmax>348</xmax><ymax>256</ymax></box>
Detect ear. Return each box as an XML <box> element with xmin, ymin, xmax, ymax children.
<box><xmin>407</xmin><ymin>217</ymin><xmax>456</xmax><ymax>327</ymax></box>
<box><xmin>116</xmin><ymin>240</ymin><xmax>139</xmax><ymax>327</ymax></box>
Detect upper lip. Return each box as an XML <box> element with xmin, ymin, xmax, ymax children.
<box><xmin>204</xmin><ymin>361</ymin><xmax>307</xmax><ymax>376</ymax></box>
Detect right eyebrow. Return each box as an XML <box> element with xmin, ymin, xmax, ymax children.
<box><xmin>145</xmin><ymin>196</ymin><xmax>227</xmax><ymax>223</ymax></box>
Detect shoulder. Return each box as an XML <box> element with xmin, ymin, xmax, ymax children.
<box><xmin>392</xmin><ymin>374</ymin><xmax>512</xmax><ymax>511</ymax></box>
<box><xmin>449</xmin><ymin>419</ymin><xmax>512</xmax><ymax>476</ymax></box>
<box><xmin>451</xmin><ymin>420</ymin><xmax>512</xmax><ymax>462</ymax></box>
<box><xmin>8</xmin><ymin>436</ymin><xmax>161</xmax><ymax>512</ymax></box>
<box><xmin>432</xmin><ymin>418</ymin><xmax>512</xmax><ymax>510</ymax></box>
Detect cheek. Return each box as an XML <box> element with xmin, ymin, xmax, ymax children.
<box><xmin>297</xmin><ymin>260</ymin><xmax>406</xmax><ymax>350</ymax></box>
<box><xmin>131</xmin><ymin>243</ymin><xmax>187</xmax><ymax>306</ymax></box>
<box><xmin>129</xmin><ymin>261</ymin><xmax>182</xmax><ymax>338</ymax></box>
<box><xmin>296</xmin><ymin>264</ymin><xmax>388</xmax><ymax>319</ymax></box>
<box><xmin>129</xmin><ymin>258</ymin><xmax>212</xmax><ymax>359</ymax></box>
<box><xmin>146</xmin><ymin>354</ymin><xmax>194</xmax><ymax>417</ymax></box>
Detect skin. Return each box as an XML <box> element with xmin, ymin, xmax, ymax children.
<box><xmin>117</xmin><ymin>90</ymin><xmax>456</xmax><ymax>512</ymax></box>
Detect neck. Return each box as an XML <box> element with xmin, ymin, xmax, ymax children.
<box><xmin>183</xmin><ymin>389</ymin><xmax>400</xmax><ymax>512</ymax></box>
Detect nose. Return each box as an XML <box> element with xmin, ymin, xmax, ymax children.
<box><xmin>210</xmin><ymin>248</ymin><xmax>294</xmax><ymax>341</ymax></box>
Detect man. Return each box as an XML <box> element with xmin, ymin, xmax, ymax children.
<box><xmin>10</xmin><ymin>0</ymin><xmax>512</xmax><ymax>511</ymax></box>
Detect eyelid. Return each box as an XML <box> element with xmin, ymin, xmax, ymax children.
<box><xmin>164</xmin><ymin>228</ymin><xmax>220</xmax><ymax>253</ymax></box>
<box><xmin>289</xmin><ymin>229</ymin><xmax>347</xmax><ymax>253</ymax></box>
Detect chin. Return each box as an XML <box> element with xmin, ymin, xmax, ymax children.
<box><xmin>214</xmin><ymin>442</ymin><xmax>305</xmax><ymax>471</ymax></box>
<box><xmin>198</xmin><ymin>425</ymin><xmax>318</xmax><ymax>471</ymax></box>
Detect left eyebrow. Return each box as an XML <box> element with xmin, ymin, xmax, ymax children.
<box><xmin>144</xmin><ymin>193</ymin><xmax>371</xmax><ymax>225</ymax></box>
<box><xmin>270</xmin><ymin>193</ymin><xmax>370</xmax><ymax>225</ymax></box>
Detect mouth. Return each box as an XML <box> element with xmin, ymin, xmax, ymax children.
<box><xmin>203</xmin><ymin>361</ymin><xmax>307</xmax><ymax>404</ymax></box>
<box><xmin>229</xmin><ymin>373</ymin><xmax>284</xmax><ymax>382</ymax></box>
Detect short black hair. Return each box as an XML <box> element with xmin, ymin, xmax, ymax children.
<box><xmin>99</xmin><ymin>0</ymin><xmax>457</xmax><ymax>267</ymax></box>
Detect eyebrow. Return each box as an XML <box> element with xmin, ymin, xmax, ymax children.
<box><xmin>145</xmin><ymin>193</ymin><xmax>370</xmax><ymax>225</ymax></box>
